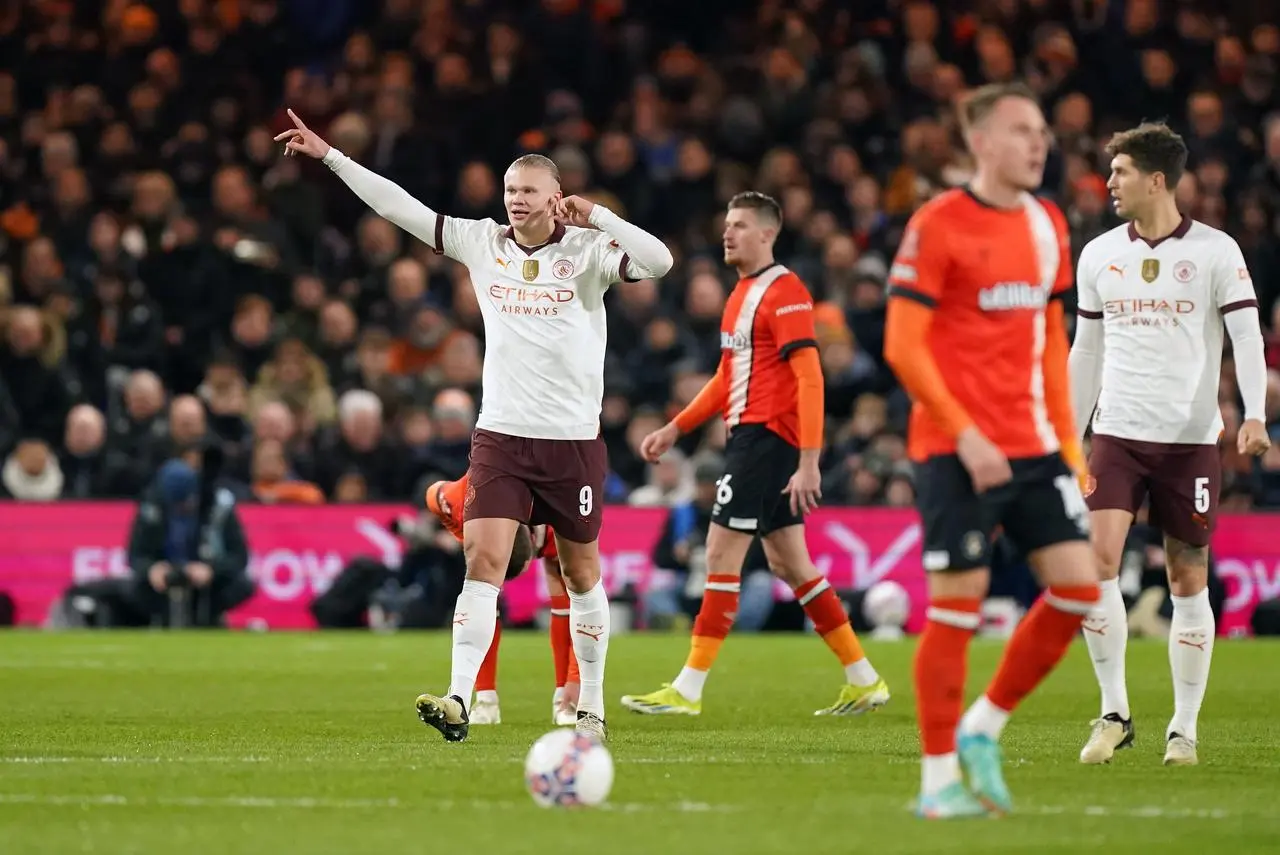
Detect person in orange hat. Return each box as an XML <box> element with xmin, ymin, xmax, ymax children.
<box><xmin>425</xmin><ymin>474</ymin><xmax>580</xmax><ymax>727</ymax></box>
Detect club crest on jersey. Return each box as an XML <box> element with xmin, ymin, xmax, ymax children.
<box><xmin>522</xmin><ymin>260</ymin><xmax>539</xmax><ymax>282</ymax></box>
<box><xmin>1174</xmin><ymin>260</ymin><xmax>1196</xmax><ymax>282</ymax></box>
<box><xmin>1141</xmin><ymin>259</ymin><xmax>1160</xmax><ymax>282</ymax></box>
<box><xmin>553</xmin><ymin>259</ymin><xmax>575</xmax><ymax>279</ymax></box>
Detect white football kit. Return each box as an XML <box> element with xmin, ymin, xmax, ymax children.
<box><xmin>321</xmin><ymin>147</ymin><xmax>673</xmax><ymax>440</ymax></box>
<box><xmin>1070</xmin><ymin>217</ymin><xmax>1268</xmax><ymax>445</ymax></box>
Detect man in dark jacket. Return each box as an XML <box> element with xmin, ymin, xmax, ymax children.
<box><xmin>126</xmin><ymin>457</ymin><xmax>255</xmax><ymax>626</ymax></box>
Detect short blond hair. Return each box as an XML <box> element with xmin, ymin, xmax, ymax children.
<box><xmin>959</xmin><ymin>81</ymin><xmax>1039</xmax><ymax>132</ymax></box>
<box><xmin>507</xmin><ymin>153</ymin><xmax>560</xmax><ymax>183</ymax></box>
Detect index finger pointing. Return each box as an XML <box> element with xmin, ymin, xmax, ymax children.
<box><xmin>287</xmin><ymin>108</ymin><xmax>308</xmax><ymax>131</ymax></box>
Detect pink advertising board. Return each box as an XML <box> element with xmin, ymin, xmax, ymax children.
<box><xmin>0</xmin><ymin>502</ymin><xmax>1275</xmax><ymax>635</ymax></box>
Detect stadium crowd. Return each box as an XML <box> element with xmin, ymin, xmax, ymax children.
<box><xmin>2</xmin><ymin>0</ymin><xmax>1280</xmax><ymax>510</ymax></box>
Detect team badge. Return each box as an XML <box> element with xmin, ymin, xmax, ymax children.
<box><xmin>1141</xmin><ymin>259</ymin><xmax>1160</xmax><ymax>282</ymax></box>
<box><xmin>1083</xmin><ymin>475</ymin><xmax>1097</xmax><ymax>498</ymax></box>
<box><xmin>1173</xmin><ymin>260</ymin><xmax>1196</xmax><ymax>282</ymax></box>
<box><xmin>553</xmin><ymin>259</ymin><xmax>575</xmax><ymax>279</ymax></box>
<box><xmin>464</xmin><ymin>481</ymin><xmax>476</xmax><ymax>510</ymax></box>
<box><xmin>522</xmin><ymin>259</ymin><xmax>539</xmax><ymax>282</ymax></box>
<box><xmin>961</xmin><ymin>531</ymin><xmax>985</xmax><ymax>561</ymax></box>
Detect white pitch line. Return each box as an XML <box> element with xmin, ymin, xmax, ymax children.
<box><xmin>1028</xmin><ymin>804</ymin><xmax>1238</xmax><ymax>820</ymax></box>
<box><xmin>0</xmin><ymin>754</ymin><xmax>843</xmax><ymax>767</ymax></box>
<box><xmin>0</xmin><ymin>794</ymin><xmax>738</xmax><ymax>813</ymax></box>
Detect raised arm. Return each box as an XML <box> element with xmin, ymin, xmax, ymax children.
<box><xmin>276</xmin><ymin>109</ymin><xmax>444</xmax><ymax>253</ymax></box>
<box><xmin>556</xmin><ymin>195</ymin><xmax>673</xmax><ymax>281</ymax></box>
<box><xmin>588</xmin><ymin>205</ymin><xmax>674</xmax><ymax>280</ymax></box>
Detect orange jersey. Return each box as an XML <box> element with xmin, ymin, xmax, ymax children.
<box><xmin>425</xmin><ymin>473</ymin><xmax>559</xmax><ymax>560</ymax></box>
<box><xmin>885</xmin><ymin>188</ymin><xmax>1078</xmax><ymax>463</ymax></box>
<box><xmin>718</xmin><ymin>264</ymin><xmax>819</xmax><ymax>447</ymax></box>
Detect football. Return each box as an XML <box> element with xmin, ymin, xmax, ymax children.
<box><xmin>862</xmin><ymin>580</ymin><xmax>910</xmax><ymax>632</ymax></box>
<box><xmin>523</xmin><ymin>728</ymin><xmax>614</xmax><ymax>808</ymax></box>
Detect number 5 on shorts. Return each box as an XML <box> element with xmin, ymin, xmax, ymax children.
<box><xmin>1193</xmin><ymin>476</ymin><xmax>1210</xmax><ymax>514</ymax></box>
<box><xmin>579</xmin><ymin>485</ymin><xmax>593</xmax><ymax>516</ymax></box>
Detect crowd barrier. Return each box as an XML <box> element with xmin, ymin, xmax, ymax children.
<box><xmin>1</xmin><ymin>502</ymin><xmax>1276</xmax><ymax>635</ymax></box>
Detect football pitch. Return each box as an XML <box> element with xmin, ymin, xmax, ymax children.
<box><xmin>2</xmin><ymin>631</ymin><xmax>1277</xmax><ymax>854</ymax></box>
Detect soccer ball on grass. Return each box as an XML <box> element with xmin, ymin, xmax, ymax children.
<box><xmin>523</xmin><ymin>728</ymin><xmax>614</xmax><ymax>808</ymax></box>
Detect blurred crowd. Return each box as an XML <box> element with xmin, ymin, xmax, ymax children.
<box><xmin>2</xmin><ymin>0</ymin><xmax>1280</xmax><ymax>510</ymax></box>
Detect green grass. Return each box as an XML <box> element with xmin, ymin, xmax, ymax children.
<box><xmin>1</xmin><ymin>631</ymin><xmax>1277</xmax><ymax>854</ymax></box>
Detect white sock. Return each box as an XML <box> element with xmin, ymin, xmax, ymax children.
<box><xmin>446</xmin><ymin>579</ymin><xmax>500</xmax><ymax>706</ymax></box>
<box><xmin>845</xmin><ymin>658</ymin><xmax>879</xmax><ymax>687</ymax></box>
<box><xmin>474</xmin><ymin>689</ymin><xmax>499</xmax><ymax>705</ymax></box>
<box><xmin>672</xmin><ymin>667</ymin><xmax>709</xmax><ymax>702</ymax></box>
<box><xmin>921</xmin><ymin>753</ymin><xmax>961</xmax><ymax>797</ymax></box>
<box><xmin>1168</xmin><ymin>587</ymin><xmax>1214</xmax><ymax>743</ymax></box>
<box><xmin>959</xmin><ymin>694</ymin><xmax>1010</xmax><ymax>741</ymax></box>
<box><xmin>1082</xmin><ymin>578</ymin><xmax>1131</xmax><ymax>720</ymax></box>
<box><xmin>569</xmin><ymin>581</ymin><xmax>610</xmax><ymax>718</ymax></box>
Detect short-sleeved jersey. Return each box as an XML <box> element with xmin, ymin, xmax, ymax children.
<box><xmin>1075</xmin><ymin>217</ymin><xmax>1258</xmax><ymax>445</ymax></box>
<box><xmin>887</xmin><ymin>188</ymin><xmax>1073</xmax><ymax>461</ymax></box>
<box><xmin>719</xmin><ymin>264</ymin><xmax>818</xmax><ymax>448</ymax></box>
<box><xmin>432</xmin><ymin>218</ymin><xmax>635</xmax><ymax>441</ymax></box>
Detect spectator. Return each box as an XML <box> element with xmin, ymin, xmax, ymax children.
<box><xmin>1</xmin><ymin>306</ymin><xmax>72</xmax><ymax>445</ymax></box>
<box><xmin>247</xmin><ymin>337</ymin><xmax>338</xmax><ymax>430</ymax></box>
<box><xmin>60</xmin><ymin>404</ymin><xmax>109</xmax><ymax>499</ymax></box>
<box><xmin>125</xmin><ymin>459</ymin><xmax>255</xmax><ymax>627</ymax></box>
<box><xmin>250</xmin><ymin>439</ymin><xmax>325</xmax><ymax>505</ymax></box>
<box><xmin>314</xmin><ymin>390</ymin><xmax>397</xmax><ymax>499</ymax></box>
<box><xmin>1</xmin><ymin>438</ymin><xmax>64</xmax><ymax>501</ymax></box>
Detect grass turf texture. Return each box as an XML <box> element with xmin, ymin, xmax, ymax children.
<box><xmin>2</xmin><ymin>632</ymin><xmax>1277</xmax><ymax>854</ymax></box>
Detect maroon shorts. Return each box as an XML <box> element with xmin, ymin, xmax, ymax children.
<box><xmin>464</xmin><ymin>428</ymin><xmax>608</xmax><ymax>544</ymax></box>
<box><xmin>1085</xmin><ymin>434</ymin><xmax>1221</xmax><ymax>547</ymax></box>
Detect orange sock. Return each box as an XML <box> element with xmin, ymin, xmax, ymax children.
<box><xmin>685</xmin><ymin>574</ymin><xmax>740</xmax><ymax>671</ymax></box>
<box><xmin>476</xmin><ymin>620</ymin><xmax>500</xmax><ymax>694</ymax></box>
<box><xmin>566</xmin><ymin>645</ymin><xmax>580</xmax><ymax>685</ymax></box>
<box><xmin>915</xmin><ymin>598</ymin><xmax>981</xmax><ymax>757</ymax></box>
<box><xmin>983</xmin><ymin>585</ymin><xmax>1099</xmax><ymax>714</ymax></box>
<box><xmin>549</xmin><ymin>594</ymin><xmax>572</xmax><ymax>688</ymax></box>
<box><xmin>794</xmin><ymin>578</ymin><xmax>876</xmax><ymax>683</ymax></box>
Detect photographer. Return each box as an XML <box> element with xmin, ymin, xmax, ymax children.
<box><xmin>126</xmin><ymin>456</ymin><xmax>254</xmax><ymax>627</ymax></box>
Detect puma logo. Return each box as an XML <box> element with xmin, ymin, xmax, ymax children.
<box><xmin>575</xmin><ymin>628</ymin><xmax>603</xmax><ymax>641</ymax></box>
<box><xmin>495</xmin><ymin>257</ymin><xmax>508</xmax><ymax>269</ymax></box>
<box><xmin>1177</xmin><ymin>638</ymin><xmax>1207</xmax><ymax>651</ymax></box>
<box><xmin>1108</xmin><ymin>264</ymin><xmax>1126</xmax><ymax>277</ymax></box>
<box><xmin>453</xmin><ymin>613</ymin><xmax>468</xmax><ymax>626</ymax></box>
<box><xmin>1083</xmin><ymin>622</ymin><xmax>1107</xmax><ymax>635</ymax></box>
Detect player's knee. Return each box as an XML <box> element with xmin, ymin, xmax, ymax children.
<box><xmin>1165</xmin><ymin>539</ymin><xmax>1209</xmax><ymax>595</ymax></box>
<box><xmin>1090</xmin><ymin>539</ymin><xmax>1124</xmax><ymax>579</ymax></box>
<box><xmin>463</xmin><ymin>537</ymin><xmax>509</xmax><ymax>585</ymax></box>
<box><xmin>555</xmin><ymin>542</ymin><xmax>601</xmax><ymax>593</ymax></box>
<box><xmin>926</xmin><ymin>568</ymin><xmax>990</xmax><ymax>602</ymax></box>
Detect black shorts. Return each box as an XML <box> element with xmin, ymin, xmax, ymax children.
<box><xmin>709</xmin><ymin>424</ymin><xmax>803</xmax><ymax>537</ymax></box>
<box><xmin>914</xmin><ymin>452</ymin><xmax>1089</xmax><ymax>572</ymax></box>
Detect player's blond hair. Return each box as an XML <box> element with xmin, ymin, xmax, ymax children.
<box><xmin>959</xmin><ymin>81</ymin><xmax>1039</xmax><ymax>133</ymax></box>
<box><xmin>507</xmin><ymin>154</ymin><xmax>561</xmax><ymax>184</ymax></box>
<box><xmin>1105</xmin><ymin>122</ymin><xmax>1188</xmax><ymax>189</ymax></box>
